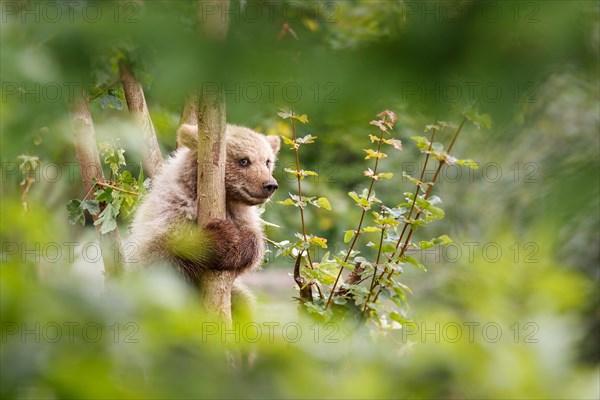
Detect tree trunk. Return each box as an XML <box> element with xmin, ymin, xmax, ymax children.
<box><xmin>193</xmin><ymin>0</ymin><xmax>233</xmax><ymax>324</ymax></box>
<box><xmin>68</xmin><ymin>91</ymin><xmax>125</xmax><ymax>279</ymax></box>
<box><xmin>195</xmin><ymin>89</ymin><xmax>235</xmax><ymax>323</ymax></box>
<box><xmin>119</xmin><ymin>60</ymin><xmax>163</xmax><ymax>177</ymax></box>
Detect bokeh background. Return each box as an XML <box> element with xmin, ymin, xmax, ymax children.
<box><xmin>1</xmin><ymin>1</ymin><xmax>599</xmax><ymax>398</ymax></box>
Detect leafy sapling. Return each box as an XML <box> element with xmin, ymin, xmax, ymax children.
<box><xmin>276</xmin><ymin>108</ymin><xmax>489</xmax><ymax>331</ymax></box>
<box><xmin>276</xmin><ymin>110</ymin><xmax>330</xmax><ymax>302</ymax></box>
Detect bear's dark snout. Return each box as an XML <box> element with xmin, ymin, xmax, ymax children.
<box><xmin>262</xmin><ymin>180</ymin><xmax>278</xmax><ymax>195</ymax></box>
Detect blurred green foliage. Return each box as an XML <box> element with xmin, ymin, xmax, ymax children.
<box><xmin>1</xmin><ymin>1</ymin><xmax>598</xmax><ymax>398</ymax></box>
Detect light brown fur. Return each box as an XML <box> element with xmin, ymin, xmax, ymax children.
<box><xmin>129</xmin><ymin>124</ymin><xmax>280</xmax><ymax>283</ymax></box>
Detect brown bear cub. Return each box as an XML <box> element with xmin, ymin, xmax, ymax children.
<box><xmin>129</xmin><ymin>124</ymin><xmax>280</xmax><ymax>285</ymax></box>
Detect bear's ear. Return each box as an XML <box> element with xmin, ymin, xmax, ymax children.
<box><xmin>176</xmin><ymin>124</ymin><xmax>198</xmax><ymax>149</ymax></box>
<box><xmin>266</xmin><ymin>135</ymin><xmax>281</xmax><ymax>155</ymax></box>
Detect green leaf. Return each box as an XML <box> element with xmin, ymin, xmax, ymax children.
<box><xmin>456</xmin><ymin>159</ymin><xmax>479</xmax><ymax>169</ymax></box>
<box><xmin>378</xmin><ymin>217</ymin><xmax>400</xmax><ymax>228</ymax></box>
<box><xmin>101</xmin><ymin>145</ymin><xmax>125</xmax><ymax>175</ymax></box>
<box><xmin>316</xmin><ymin>197</ymin><xmax>331</xmax><ymax>210</ymax></box>
<box><xmin>333</xmin><ymin>296</ymin><xmax>347</xmax><ymax>305</ymax></box>
<box><xmin>402</xmin><ymin>172</ymin><xmax>423</xmax><ymax>186</ymax></box>
<box><xmin>348</xmin><ymin>191</ymin><xmax>377</xmax><ymax>210</ymax></box>
<box><xmin>123</xmin><ymin>195</ymin><xmax>135</xmax><ymax>208</ymax></box>
<box><xmin>411</xmin><ymin>136</ymin><xmax>431</xmax><ymax>152</ymax></box>
<box><xmin>368</xmin><ymin>241</ymin><xmax>396</xmax><ymax>253</ymax></box>
<box><xmin>294</xmin><ymin>114</ymin><xmax>309</xmax><ymax>124</ymax></box>
<box><xmin>81</xmin><ymin>200</ymin><xmax>100</xmax><ymax>216</ymax></box>
<box><xmin>99</xmin><ymin>94</ymin><xmax>124</xmax><ymax>110</ymax></box>
<box><xmin>433</xmin><ymin>234</ymin><xmax>453</xmax><ymax>245</ymax></box>
<box><xmin>402</xmin><ymin>255</ymin><xmax>427</xmax><ymax>271</ymax></box>
<box><xmin>303</xmin><ymin>267</ymin><xmax>336</xmax><ymax>285</ymax></box>
<box><xmin>94</xmin><ymin>203</ymin><xmax>118</xmax><ymax>234</ymax></box>
<box><xmin>424</xmin><ymin>123</ymin><xmax>440</xmax><ymax>132</ymax></box>
<box><xmin>348</xmin><ymin>191</ymin><xmax>361</xmax><ymax>204</ymax></box>
<box><xmin>120</xmin><ymin>170</ymin><xmax>134</xmax><ymax>186</ymax></box>
<box><xmin>365</xmin><ymin>169</ymin><xmax>394</xmax><ymax>180</ymax></box>
<box><xmin>390</xmin><ymin>312</ymin><xmax>409</xmax><ymax>325</ymax></box>
<box><xmin>363</xmin><ymin>226</ymin><xmax>380</xmax><ymax>233</ymax></box>
<box><xmin>393</xmin><ymin>287</ymin><xmax>408</xmax><ymax>305</ymax></box>
<box><xmin>277</xmin><ymin>198</ymin><xmax>296</xmax><ymax>206</ymax></box>
<box><xmin>417</xmin><ymin>234</ymin><xmax>453</xmax><ymax>250</ymax></box>
<box><xmin>428</xmin><ymin>205</ymin><xmax>445</xmax><ymax>219</ymax></box>
<box><xmin>94</xmin><ymin>187</ymin><xmax>112</xmax><ymax>203</ymax></box>
<box><xmin>277</xmin><ymin>109</ymin><xmax>293</xmax><ymax>119</ymax></box>
<box><xmin>277</xmin><ymin>110</ymin><xmax>309</xmax><ymax>124</ymax></box>
<box><xmin>363</xmin><ymin>148</ymin><xmax>387</xmax><ymax>159</ymax></box>
<box><xmin>344</xmin><ymin>230</ymin><xmax>355</xmax><ymax>243</ymax></box>
<box><xmin>308</xmin><ymin>236</ymin><xmax>328</xmax><ymax>249</ymax></box>
<box><xmin>376</xmin><ymin>172</ymin><xmax>393</xmax><ymax>180</ymax></box>
<box><xmin>282</xmin><ymin>136</ymin><xmax>296</xmax><ymax>149</ymax></box>
<box><xmin>304</xmin><ymin>301</ymin><xmax>331</xmax><ymax>317</ymax></box>
<box><xmin>66</xmin><ymin>199</ymin><xmax>85</xmax><ymax>226</ymax></box>
<box><xmin>463</xmin><ymin>109</ymin><xmax>493</xmax><ymax>129</ymax></box>
<box><xmin>296</xmin><ymin>134</ymin><xmax>316</xmax><ymax>144</ymax></box>
<box><xmin>333</xmin><ymin>255</ymin><xmax>356</xmax><ymax>270</ymax></box>
<box><xmin>284</xmin><ymin>168</ymin><xmax>317</xmax><ymax>180</ymax></box>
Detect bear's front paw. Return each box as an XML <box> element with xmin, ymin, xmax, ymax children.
<box><xmin>202</xmin><ymin>219</ymin><xmax>246</xmax><ymax>270</ymax></box>
<box><xmin>203</xmin><ymin>219</ymin><xmax>241</xmax><ymax>244</ymax></box>
<box><xmin>203</xmin><ymin>220</ymin><xmax>260</xmax><ymax>271</ymax></box>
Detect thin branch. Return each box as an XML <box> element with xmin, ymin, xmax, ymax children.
<box><xmin>362</xmin><ymin>221</ymin><xmax>386</xmax><ymax>314</ymax></box>
<box><xmin>290</xmin><ymin>117</ymin><xmax>324</xmax><ymax>300</ymax></box>
<box><xmin>81</xmin><ymin>180</ymin><xmax>98</xmax><ymax>201</ymax></box>
<box><xmin>94</xmin><ymin>181</ymin><xmax>138</xmax><ymax>196</ymax></box>
<box><xmin>291</xmin><ymin>118</ymin><xmax>310</xmax><ymax>251</ymax></box>
<box><xmin>264</xmin><ymin>237</ymin><xmax>283</xmax><ymax>248</ymax></box>
<box><xmin>392</xmin><ymin>128</ymin><xmax>437</xmax><ymax>253</ymax></box>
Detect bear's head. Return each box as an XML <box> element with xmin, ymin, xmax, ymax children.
<box><xmin>177</xmin><ymin>123</ymin><xmax>281</xmax><ymax>206</ymax></box>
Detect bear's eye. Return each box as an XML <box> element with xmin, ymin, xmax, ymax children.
<box><xmin>239</xmin><ymin>158</ymin><xmax>251</xmax><ymax>167</ymax></box>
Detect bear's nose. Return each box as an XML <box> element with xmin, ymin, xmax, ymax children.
<box><xmin>263</xmin><ymin>180</ymin><xmax>279</xmax><ymax>195</ymax></box>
